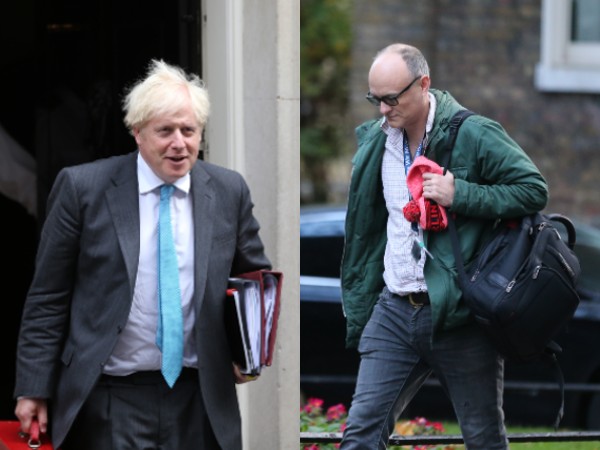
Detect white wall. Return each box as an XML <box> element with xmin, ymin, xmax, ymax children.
<box><xmin>201</xmin><ymin>1</ymin><xmax>299</xmax><ymax>448</ymax></box>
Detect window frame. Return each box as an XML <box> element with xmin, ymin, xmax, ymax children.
<box><xmin>535</xmin><ymin>0</ymin><xmax>600</xmax><ymax>93</ymax></box>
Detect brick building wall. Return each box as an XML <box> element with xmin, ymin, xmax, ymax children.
<box><xmin>343</xmin><ymin>0</ymin><xmax>600</xmax><ymax>222</ymax></box>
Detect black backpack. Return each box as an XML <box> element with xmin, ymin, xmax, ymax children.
<box><xmin>443</xmin><ymin>110</ymin><xmax>582</xmax><ymax>427</ymax></box>
<box><xmin>452</xmin><ymin>212</ymin><xmax>580</xmax><ymax>362</ymax></box>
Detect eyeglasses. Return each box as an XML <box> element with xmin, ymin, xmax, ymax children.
<box><xmin>366</xmin><ymin>76</ymin><xmax>421</xmax><ymax>107</ymax></box>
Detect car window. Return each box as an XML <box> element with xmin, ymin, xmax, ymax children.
<box><xmin>300</xmin><ymin>220</ymin><xmax>345</xmax><ymax>237</ymax></box>
<box><xmin>553</xmin><ymin>218</ymin><xmax>600</xmax><ymax>297</ymax></box>
<box><xmin>300</xmin><ymin>217</ymin><xmax>345</xmax><ymax>278</ymax></box>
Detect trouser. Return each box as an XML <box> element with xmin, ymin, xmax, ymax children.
<box><xmin>61</xmin><ymin>367</ymin><xmax>221</xmax><ymax>450</ymax></box>
<box><xmin>340</xmin><ymin>287</ymin><xmax>509</xmax><ymax>450</ymax></box>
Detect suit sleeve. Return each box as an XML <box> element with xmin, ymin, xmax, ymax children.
<box><xmin>14</xmin><ymin>169</ymin><xmax>80</xmax><ymax>399</ymax></box>
<box><xmin>230</xmin><ymin>173</ymin><xmax>271</xmax><ymax>275</ymax></box>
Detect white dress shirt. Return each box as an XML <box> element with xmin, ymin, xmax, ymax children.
<box><xmin>103</xmin><ymin>153</ymin><xmax>197</xmax><ymax>375</ymax></box>
<box><xmin>381</xmin><ymin>93</ymin><xmax>436</xmax><ymax>296</ymax></box>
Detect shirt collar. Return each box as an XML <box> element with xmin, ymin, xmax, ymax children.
<box><xmin>137</xmin><ymin>152</ymin><xmax>191</xmax><ymax>195</ymax></box>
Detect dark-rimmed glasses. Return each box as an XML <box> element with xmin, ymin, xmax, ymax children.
<box><xmin>366</xmin><ymin>76</ymin><xmax>421</xmax><ymax>107</ymax></box>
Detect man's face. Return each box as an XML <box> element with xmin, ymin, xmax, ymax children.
<box><xmin>368</xmin><ymin>53</ymin><xmax>427</xmax><ymax>129</ymax></box>
<box><xmin>134</xmin><ymin>101</ymin><xmax>202</xmax><ymax>184</ymax></box>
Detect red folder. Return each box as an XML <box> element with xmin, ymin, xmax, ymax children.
<box><xmin>0</xmin><ymin>421</ymin><xmax>54</xmax><ymax>449</ymax></box>
<box><xmin>225</xmin><ymin>270</ymin><xmax>282</xmax><ymax>374</ymax></box>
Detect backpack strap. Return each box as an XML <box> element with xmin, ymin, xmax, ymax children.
<box><xmin>546</xmin><ymin>213</ymin><xmax>577</xmax><ymax>249</ymax></box>
<box><xmin>440</xmin><ymin>109</ymin><xmax>476</xmax><ymax>175</ymax></box>
<box><xmin>543</xmin><ymin>343</ymin><xmax>565</xmax><ymax>430</ymax></box>
<box><xmin>442</xmin><ymin>109</ymin><xmax>475</xmax><ymax>281</ymax></box>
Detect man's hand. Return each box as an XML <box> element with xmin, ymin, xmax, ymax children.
<box><xmin>421</xmin><ymin>170</ymin><xmax>455</xmax><ymax>207</ymax></box>
<box><xmin>14</xmin><ymin>398</ymin><xmax>48</xmax><ymax>435</ymax></box>
<box><xmin>233</xmin><ymin>363</ymin><xmax>260</xmax><ymax>384</ymax></box>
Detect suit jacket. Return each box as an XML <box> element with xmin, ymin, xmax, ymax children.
<box><xmin>14</xmin><ymin>151</ymin><xmax>271</xmax><ymax>449</ymax></box>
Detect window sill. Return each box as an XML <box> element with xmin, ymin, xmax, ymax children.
<box><xmin>535</xmin><ymin>64</ymin><xmax>600</xmax><ymax>93</ymax></box>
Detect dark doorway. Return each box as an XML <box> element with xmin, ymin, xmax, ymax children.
<box><xmin>0</xmin><ymin>0</ymin><xmax>201</xmax><ymax>419</ymax></box>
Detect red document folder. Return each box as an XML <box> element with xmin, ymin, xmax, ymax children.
<box><xmin>225</xmin><ymin>270</ymin><xmax>283</xmax><ymax>375</ymax></box>
<box><xmin>0</xmin><ymin>421</ymin><xmax>54</xmax><ymax>450</ymax></box>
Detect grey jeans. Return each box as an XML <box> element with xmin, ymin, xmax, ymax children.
<box><xmin>340</xmin><ymin>287</ymin><xmax>509</xmax><ymax>450</ymax></box>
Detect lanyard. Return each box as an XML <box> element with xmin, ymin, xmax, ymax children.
<box><xmin>402</xmin><ymin>132</ymin><xmax>425</xmax><ymax>177</ymax></box>
<box><xmin>403</xmin><ymin>132</ymin><xmax>426</xmax><ymax>234</ymax></box>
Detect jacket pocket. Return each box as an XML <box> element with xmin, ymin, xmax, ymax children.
<box><xmin>61</xmin><ymin>340</ymin><xmax>75</xmax><ymax>367</ymax></box>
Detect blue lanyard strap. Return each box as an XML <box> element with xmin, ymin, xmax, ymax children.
<box><xmin>402</xmin><ymin>132</ymin><xmax>425</xmax><ymax>176</ymax></box>
<box><xmin>403</xmin><ymin>132</ymin><xmax>425</xmax><ymax>234</ymax></box>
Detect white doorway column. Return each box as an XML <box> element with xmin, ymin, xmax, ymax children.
<box><xmin>201</xmin><ymin>1</ymin><xmax>299</xmax><ymax>448</ymax></box>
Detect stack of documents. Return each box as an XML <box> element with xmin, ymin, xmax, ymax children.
<box><xmin>225</xmin><ymin>270</ymin><xmax>282</xmax><ymax>375</ymax></box>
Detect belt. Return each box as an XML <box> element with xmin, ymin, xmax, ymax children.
<box><xmin>99</xmin><ymin>367</ymin><xmax>198</xmax><ymax>385</ymax></box>
<box><xmin>405</xmin><ymin>292</ymin><xmax>430</xmax><ymax>307</ymax></box>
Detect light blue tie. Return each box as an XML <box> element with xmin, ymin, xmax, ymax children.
<box><xmin>157</xmin><ymin>184</ymin><xmax>183</xmax><ymax>387</ymax></box>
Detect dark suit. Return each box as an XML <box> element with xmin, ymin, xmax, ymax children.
<box><xmin>14</xmin><ymin>151</ymin><xmax>270</xmax><ymax>449</ymax></box>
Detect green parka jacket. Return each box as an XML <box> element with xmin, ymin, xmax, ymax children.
<box><xmin>341</xmin><ymin>89</ymin><xmax>549</xmax><ymax>349</ymax></box>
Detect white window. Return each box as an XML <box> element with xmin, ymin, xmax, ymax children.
<box><xmin>535</xmin><ymin>0</ymin><xmax>600</xmax><ymax>93</ymax></box>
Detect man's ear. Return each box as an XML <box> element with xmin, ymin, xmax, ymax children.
<box><xmin>420</xmin><ymin>75</ymin><xmax>431</xmax><ymax>92</ymax></box>
<box><xmin>132</xmin><ymin>127</ymin><xmax>142</xmax><ymax>145</ymax></box>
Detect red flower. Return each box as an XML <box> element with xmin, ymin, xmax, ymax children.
<box><xmin>308</xmin><ymin>397</ymin><xmax>324</xmax><ymax>408</ymax></box>
<box><xmin>432</xmin><ymin>422</ymin><xmax>444</xmax><ymax>432</ymax></box>
<box><xmin>413</xmin><ymin>416</ymin><xmax>427</xmax><ymax>427</ymax></box>
<box><xmin>303</xmin><ymin>397</ymin><xmax>325</xmax><ymax>415</ymax></box>
<box><xmin>326</xmin><ymin>403</ymin><xmax>347</xmax><ymax>421</ymax></box>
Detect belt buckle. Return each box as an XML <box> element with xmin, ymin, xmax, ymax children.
<box><xmin>408</xmin><ymin>293</ymin><xmax>424</xmax><ymax>307</ymax></box>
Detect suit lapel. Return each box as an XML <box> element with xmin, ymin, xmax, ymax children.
<box><xmin>191</xmin><ymin>162</ymin><xmax>214</xmax><ymax>312</ymax></box>
<box><xmin>105</xmin><ymin>153</ymin><xmax>140</xmax><ymax>297</ymax></box>
<box><xmin>102</xmin><ymin>156</ymin><xmax>215</xmax><ymax>310</ymax></box>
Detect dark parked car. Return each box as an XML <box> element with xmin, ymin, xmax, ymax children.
<box><xmin>300</xmin><ymin>204</ymin><xmax>600</xmax><ymax>429</ymax></box>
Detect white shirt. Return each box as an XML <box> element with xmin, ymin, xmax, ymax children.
<box><xmin>103</xmin><ymin>153</ymin><xmax>197</xmax><ymax>375</ymax></box>
<box><xmin>381</xmin><ymin>93</ymin><xmax>436</xmax><ymax>295</ymax></box>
